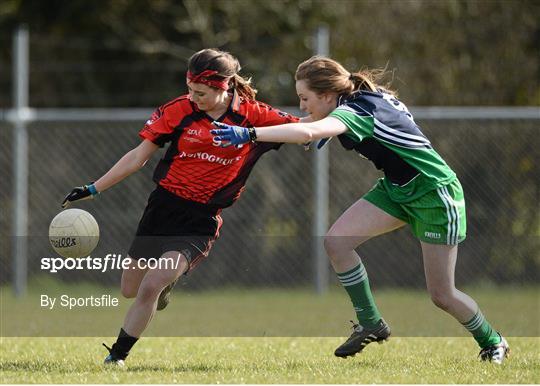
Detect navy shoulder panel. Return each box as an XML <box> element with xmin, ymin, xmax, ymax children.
<box><xmin>343</xmin><ymin>91</ymin><xmax>431</xmax><ymax>148</ymax></box>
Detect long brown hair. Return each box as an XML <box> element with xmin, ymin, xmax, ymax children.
<box><xmin>188</xmin><ymin>48</ymin><xmax>257</xmax><ymax>100</ymax></box>
<box><xmin>295</xmin><ymin>56</ymin><xmax>396</xmax><ymax>97</ymax></box>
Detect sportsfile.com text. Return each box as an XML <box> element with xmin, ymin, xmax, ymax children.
<box><xmin>40</xmin><ymin>254</ymin><xmax>181</xmax><ymax>273</ymax></box>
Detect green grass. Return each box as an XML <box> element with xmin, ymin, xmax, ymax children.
<box><xmin>1</xmin><ymin>282</ymin><xmax>539</xmax><ymax>383</ymax></box>
<box><xmin>1</xmin><ymin>337</ymin><xmax>539</xmax><ymax>383</ymax></box>
<box><xmin>1</xmin><ymin>280</ymin><xmax>539</xmax><ymax>337</ymax></box>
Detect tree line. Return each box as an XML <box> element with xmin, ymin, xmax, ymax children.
<box><xmin>0</xmin><ymin>0</ymin><xmax>538</xmax><ymax>107</ymax></box>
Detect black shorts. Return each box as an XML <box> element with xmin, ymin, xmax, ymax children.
<box><xmin>128</xmin><ymin>185</ymin><xmax>222</xmax><ymax>272</ymax></box>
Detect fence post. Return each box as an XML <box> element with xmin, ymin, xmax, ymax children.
<box><xmin>313</xmin><ymin>25</ymin><xmax>330</xmax><ymax>294</ymax></box>
<box><xmin>12</xmin><ymin>25</ymin><xmax>29</xmax><ymax>297</ymax></box>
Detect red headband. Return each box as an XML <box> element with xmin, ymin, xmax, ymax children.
<box><xmin>187</xmin><ymin>70</ymin><xmax>230</xmax><ymax>90</ymax></box>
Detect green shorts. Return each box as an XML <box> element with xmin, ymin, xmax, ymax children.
<box><xmin>363</xmin><ymin>177</ymin><xmax>467</xmax><ymax>245</ymax></box>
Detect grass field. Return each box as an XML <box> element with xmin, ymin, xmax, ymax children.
<box><xmin>1</xmin><ymin>280</ymin><xmax>538</xmax><ymax>337</ymax></box>
<box><xmin>1</xmin><ymin>281</ymin><xmax>539</xmax><ymax>383</ymax></box>
<box><xmin>1</xmin><ymin>337</ymin><xmax>539</xmax><ymax>383</ymax></box>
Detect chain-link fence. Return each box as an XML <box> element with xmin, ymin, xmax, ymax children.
<box><xmin>1</xmin><ymin>114</ymin><xmax>539</xmax><ymax>293</ymax></box>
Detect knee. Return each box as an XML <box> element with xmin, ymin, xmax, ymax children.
<box><xmin>324</xmin><ymin>229</ymin><xmax>365</xmax><ymax>260</ymax></box>
<box><xmin>137</xmin><ymin>280</ymin><xmax>164</xmax><ymax>303</ymax></box>
<box><xmin>120</xmin><ymin>284</ymin><xmax>137</xmax><ymax>299</ymax></box>
<box><xmin>429</xmin><ymin>289</ymin><xmax>455</xmax><ymax>311</ymax></box>
<box><xmin>324</xmin><ymin>233</ymin><xmax>346</xmax><ymax>260</ymax></box>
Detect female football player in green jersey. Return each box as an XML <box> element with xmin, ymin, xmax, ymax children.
<box><xmin>212</xmin><ymin>56</ymin><xmax>509</xmax><ymax>364</ymax></box>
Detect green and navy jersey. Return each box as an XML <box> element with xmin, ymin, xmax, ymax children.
<box><xmin>329</xmin><ymin>91</ymin><xmax>456</xmax><ymax>202</ymax></box>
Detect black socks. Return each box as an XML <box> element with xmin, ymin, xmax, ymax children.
<box><xmin>110</xmin><ymin>328</ymin><xmax>139</xmax><ymax>360</ymax></box>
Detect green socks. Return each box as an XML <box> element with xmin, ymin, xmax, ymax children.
<box><xmin>337</xmin><ymin>263</ymin><xmax>382</xmax><ymax>328</ymax></box>
<box><xmin>462</xmin><ymin>310</ymin><xmax>501</xmax><ymax>348</ymax></box>
<box><xmin>337</xmin><ymin>263</ymin><xmax>500</xmax><ymax>348</ymax></box>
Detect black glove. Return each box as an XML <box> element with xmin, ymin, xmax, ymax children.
<box><xmin>61</xmin><ymin>183</ymin><xmax>99</xmax><ymax>208</ymax></box>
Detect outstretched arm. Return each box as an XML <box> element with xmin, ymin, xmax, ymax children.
<box><xmin>212</xmin><ymin>117</ymin><xmax>348</xmax><ymax>146</ymax></box>
<box><xmin>62</xmin><ymin>139</ymin><xmax>159</xmax><ymax>207</ymax></box>
<box><xmin>93</xmin><ymin>139</ymin><xmax>159</xmax><ymax>192</ymax></box>
<box><xmin>256</xmin><ymin>117</ymin><xmax>347</xmax><ymax>143</ymax></box>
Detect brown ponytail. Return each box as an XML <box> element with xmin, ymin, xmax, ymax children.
<box><xmin>230</xmin><ymin>74</ymin><xmax>257</xmax><ymax>100</ymax></box>
<box><xmin>349</xmin><ymin>68</ymin><xmax>396</xmax><ymax>96</ymax></box>
<box><xmin>296</xmin><ymin>56</ymin><xmax>396</xmax><ymax>97</ymax></box>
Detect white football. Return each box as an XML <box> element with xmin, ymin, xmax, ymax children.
<box><xmin>49</xmin><ymin>209</ymin><xmax>99</xmax><ymax>258</ymax></box>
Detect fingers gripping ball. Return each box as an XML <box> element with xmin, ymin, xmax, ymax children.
<box><xmin>49</xmin><ymin>209</ymin><xmax>99</xmax><ymax>258</ymax></box>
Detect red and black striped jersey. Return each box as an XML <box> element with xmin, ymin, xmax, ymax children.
<box><xmin>139</xmin><ymin>91</ymin><xmax>298</xmax><ymax>208</ymax></box>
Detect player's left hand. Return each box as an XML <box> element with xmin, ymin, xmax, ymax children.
<box><xmin>211</xmin><ymin>122</ymin><xmax>251</xmax><ymax>147</ymax></box>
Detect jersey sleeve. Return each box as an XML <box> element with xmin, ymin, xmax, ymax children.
<box><xmin>139</xmin><ymin>106</ymin><xmax>175</xmax><ymax>147</ymax></box>
<box><xmin>250</xmin><ymin>102</ymin><xmax>299</xmax><ymax>150</ymax></box>
<box><xmin>252</xmin><ymin>103</ymin><xmax>299</xmax><ymax>127</ymax></box>
<box><xmin>329</xmin><ymin>104</ymin><xmax>374</xmax><ymax>141</ymax></box>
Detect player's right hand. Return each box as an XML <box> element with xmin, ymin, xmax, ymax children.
<box><xmin>61</xmin><ymin>183</ymin><xmax>99</xmax><ymax>208</ymax></box>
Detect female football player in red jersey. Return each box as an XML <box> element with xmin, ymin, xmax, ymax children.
<box><xmin>212</xmin><ymin>56</ymin><xmax>509</xmax><ymax>364</ymax></box>
<box><xmin>62</xmin><ymin>48</ymin><xmax>300</xmax><ymax>366</ymax></box>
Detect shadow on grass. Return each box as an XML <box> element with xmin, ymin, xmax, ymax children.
<box><xmin>127</xmin><ymin>363</ymin><xmax>232</xmax><ymax>373</ymax></box>
<box><xmin>1</xmin><ymin>360</ymin><xmax>73</xmax><ymax>373</ymax></box>
<box><xmin>335</xmin><ymin>358</ymin><xmax>384</xmax><ymax>369</ymax></box>
<box><xmin>2</xmin><ymin>360</ymin><xmax>232</xmax><ymax>374</ymax></box>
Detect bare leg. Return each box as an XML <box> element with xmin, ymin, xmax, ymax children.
<box><xmin>324</xmin><ymin>199</ymin><xmax>406</xmax><ymax>272</ymax></box>
<box><xmin>120</xmin><ymin>256</ymin><xmax>148</xmax><ymax>298</ymax></box>
<box><xmin>421</xmin><ymin>242</ymin><xmax>478</xmax><ymax>322</ymax></box>
<box><xmin>122</xmin><ymin>251</ymin><xmax>189</xmax><ymax>337</ymax></box>
<box><xmin>328</xmin><ymin>199</ymin><xmax>406</xmax><ymax>357</ymax></box>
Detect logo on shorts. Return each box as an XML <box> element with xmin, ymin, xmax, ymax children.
<box><xmin>424</xmin><ymin>231</ymin><xmax>441</xmax><ymax>239</ymax></box>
